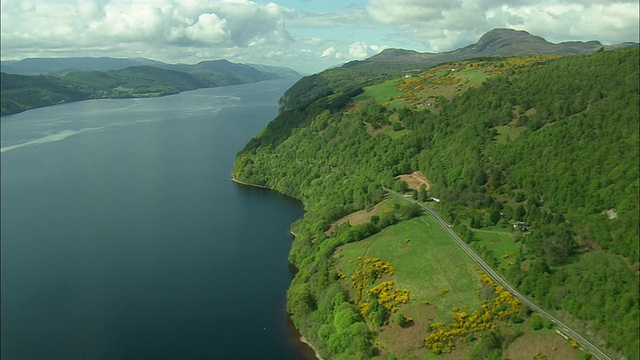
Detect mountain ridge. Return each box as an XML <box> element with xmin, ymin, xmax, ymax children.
<box><xmin>0</xmin><ymin>56</ymin><xmax>301</xmax><ymax>79</ymax></box>
<box><xmin>278</xmin><ymin>28</ymin><xmax>637</xmax><ymax>111</ymax></box>
<box><xmin>0</xmin><ymin>59</ymin><xmax>301</xmax><ymax>115</ymax></box>
<box><xmin>367</xmin><ymin>28</ymin><xmax>614</xmax><ymax>64</ymax></box>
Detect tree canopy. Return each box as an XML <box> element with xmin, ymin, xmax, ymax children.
<box><xmin>234</xmin><ymin>47</ymin><xmax>639</xmax><ymax>359</ymax></box>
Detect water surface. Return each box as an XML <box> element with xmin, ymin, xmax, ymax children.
<box><xmin>1</xmin><ymin>80</ymin><xmax>313</xmax><ymax>359</ymax></box>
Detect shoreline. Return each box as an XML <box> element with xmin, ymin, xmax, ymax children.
<box><xmin>300</xmin><ymin>337</ymin><xmax>325</xmax><ymax>360</ymax></box>
<box><xmin>230</xmin><ymin>175</ymin><xmax>271</xmax><ymax>189</ymax></box>
<box><xmin>231</xmin><ymin>174</ymin><xmax>324</xmax><ymax>360</ymax></box>
<box><xmin>232</xmin><ymin>174</ymin><xmax>321</xmax><ymax>359</ymax></box>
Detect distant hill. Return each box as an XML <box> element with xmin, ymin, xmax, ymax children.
<box><xmin>0</xmin><ymin>57</ymin><xmax>166</xmax><ymax>75</ymax></box>
<box><xmin>0</xmin><ymin>58</ymin><xmax>301</xmax><ymax>115</ymax></box>
<box><xmin>279</xmin><ymin>28</ymin><xmax>637</xmax><ymax>109</ymax></box>
<box><xmin>177</xmin><ymin>59</ymin><xmax>280</xmax><ymax>85</ymax></box>
<box><xmin>0</xmin><ymin>73</ymin><xmax>92</xmax><ymax>115</ymax></box>
<box><xmin>246</xmin><ymin>63</ymin><xmax>302</xmax><ymax>78</ymax></box>
<box><xmin>62</xmin><ymin>66</ymin><xmax>209</xmax><ymax>94</ymax></box>
<box><xmin>364</xmin><ymin>28</ymin><xmax>607</xmax><ymax>67</ymax></box>
<box><xmin>0</xmin><ymin>56</ymin><xmax>301</xmax><ymax>79</ymax></box>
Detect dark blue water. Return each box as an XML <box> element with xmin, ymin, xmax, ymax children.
<box><xmin>1</xmin><ymin>80</ymin><xmax>314</xmax><ymax>360</ymax></box>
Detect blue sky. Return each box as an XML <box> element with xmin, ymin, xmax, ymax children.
<box><xmin>1</xmin><ymin>0</ymin><xmax>638</xmax><ymax>74</ymax></box>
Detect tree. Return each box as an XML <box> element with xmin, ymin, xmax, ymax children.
<box><xmin>474</xmin><ymin>168</ymin><xmax>488</xmax><ymax>186</ymax></box>
<box><xmin>418</xmin><ymin>184</ymin><xmax>427</xmax><ymax>202</ymax></box>
<box><xmin>515</xmin><ymin>205</ymin><xmax>526</xmax><ymax>221</ymax></box>
<box><xmin>489</xmin><ymin>209</ymin><xmax>501</xmax><ymax>225</ymax></box>
<box><xmin>396</xmin><ymin>313</ymin><xmax>412</xmax><ymax>327</ymax></box>
<box><xmin>394</xmin><ymin>180</ymin><xmax>409</xmax><ymax>193</ymax></box>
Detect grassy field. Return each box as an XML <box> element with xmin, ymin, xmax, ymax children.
<box><xmin>334</xmin><ymin>215</ymin><xmax>483</xmax><ymax>358</ymax></box>
<box><xmin>454</xmin><ymin>69</ymin><xmax>490</xmax><ymax>86</ymax></box>
<box><xmin>332</xmin><ymin>212</ymin><xmax>585</xmax><ymax>359</ymax></box>
<box><xmin>334</xmin><ymin>215</ymin><xmax>483</xmax><ymax>323</ymax></box>
<box><xmin>354</xmin><ymin>79</ymin><xmax>405</xmax><ymax>107</ymax></box>
<box><xmin>471</xmin><ymin>226</ymin><xmax>520</xmax><ymax>268</ymax></box>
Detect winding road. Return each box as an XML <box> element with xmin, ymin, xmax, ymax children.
<box><xmin>385</xmin><ymin>189</ymin><xmax>613</xmax><ymax>360</ymax></box>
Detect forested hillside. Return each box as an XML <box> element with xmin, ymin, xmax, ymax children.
<box><xmin>0</xmin><ymin>73</ymin><xmax>92</xmax><ymax>115</ymax></box>
<box><xmin>0</xmin><ymin>60</ymin><xmax>293</xmax><ymax>115</ymax></box>
<box><xmin>233</xmin><ymin>48</ymin><xmax>639</xmax><ymax>359</ymax></box>
<box><xmin>276</xmin><ymin>28</ymin><xmax>621</xmax><ymax>112</ymax></box>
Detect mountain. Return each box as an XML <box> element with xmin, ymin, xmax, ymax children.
<box><xmin>0</xmin><ymin>57</ymin><xmax>166</xmax><ymax>75</ymax></box>
<box><xmin>232</xmin><ymin>29</ymin><xmax>639</xmax><ymax>360</ymax></box>
<box><xmin>246</xmin><ymin>63</ymin><xmax>302</xmax><ymax>78</ymax></box>
<box><xmin>63</xmin><ymin>66</ymin><xmax>209</xmax><ymax>93</ymax></box>
<box><xmin>0</xmin><ymin>73</ymin><xmax>93</xmax><ymax>115</ymax></box>
<box><xmin>279</xmin><ymin>28</ymin><xmax>637</xmax><ymax>110</ymax></box>
<box><xmin>456</xmin><ymin>28</ymin><xmax>603</xmax><ymax>55</ymax></box>
<box><xmin>365</xmin><ymin>28</ymin><xmax>607</xmax><ymax>66</ymax></box>
<box><xmin>182</xmin><ymin>59</ymin><xmax>280</xmax><ymax>85</ymax></box>
<box><xmin>1</xmin><ymin>58</ymin><xmax>301</xmax><ymax>115</ymax></box>
<box><xmin>0</xmin><ymin>56</ymin><xmax>301</xmax><ymax>80</ymax></box>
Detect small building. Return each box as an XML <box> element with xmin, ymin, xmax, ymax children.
<box><xmin>430</xmin><ymin>197</ymin><xmax>440</xmax><ymax>203</ymax></box>
<box><xmin>513</xmin><ymin>221</ymin><xmax>530</xmax><ymax>231</ymax></box>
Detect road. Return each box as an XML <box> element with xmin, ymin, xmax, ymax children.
<box><xmin>385</xmin><ymin>189</ymin><xmax>613</xmax><ymax>360</ymax></box>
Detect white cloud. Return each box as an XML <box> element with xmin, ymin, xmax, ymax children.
<box><xmin>321</xmin><ymin>47</ymin><xmax>336</xmax><ymax>58</ymax></box>
<box><xmin>0</xmin><ymin>0</ymin><xmax>638</xmax><ymax>74</ymax></box>
<box><xmin>183</xmin><ymin>13</ymin><xmax>229</xmax><ymax>44</ymax></box>
<box><xmin>1</xmin><ymin>0</ymin><xmax>294</xmax><ymax>51</ymax></box>
<box><xmin>365</xmin><ymin>0</ymin><xmax>639</xmax><ymax>51</ymax></box>
<box><xmin>289</xmin><ymin>10</ymin><xmax>370</xmax><ymax>28</ymax></box>
<box><xmin>367</xmin><ymin>0</ymin><xmax>463</xmax><ymax>24</ymax></box>
<box><xmin>349</xmin><ymin>42</ymin><xmax>369</xmax><ymax>59</ymax></box>
<box><xmin>511</xmin><ymin>3</ymin><xmax>640</xmax><ymax>43</ymax></box>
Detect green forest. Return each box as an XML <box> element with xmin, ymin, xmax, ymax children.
<box><xmin>0</xmin><ymin>63</ymin><xmax>281</xmax><ymax>115</ymax></box>
<box><xmin>233</xmin><ymin>47</ymin><xmax>639</xmax><ymax>359</ymax></box>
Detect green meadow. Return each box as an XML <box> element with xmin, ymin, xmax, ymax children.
<box><xmin>334</xmin><ymin>215</ymin><xmax>482</xmax><ymax>323</ymax></box>
<box><xmin>471</xmin><ymin>226</ymin><xmax>519</xmax><ymax>267</ymax></box>
<box><xmin>354</xmin><ymin>78</ymin><xmax>405</xmax><ymax>107</ymax></box>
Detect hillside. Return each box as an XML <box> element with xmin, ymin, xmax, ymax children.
<box><xmin>232</xmin><ymin>36</ymin><xmax>639</xmax><ymax>360</ymax></box>
<box><xmin>0</xmin><ymin>56</ymin><xmax>299</xmax><ymax>79</ymax></box>
<box><xmin>63</xmin><ymin>66</ymin><xmax>209</xmax><ymax>96</ymax></box>
<box><xmin>277</xmin><ymin>28</ymin><xmax>635</xmax><ymax>111</ymax></box>
<box><xmin>0</xmin><ymin>57</ymin><xmax>166</xmax><ymax>75</ymax></box>
<box><xmin>0</xmin><ymin>59</ymin><xmax>300</xmax><ymax>115</ymax></box>
<box><xmin>0</xmin><ymin>73</ymin><xmax>92</xmax><ymax>115</ymax></box>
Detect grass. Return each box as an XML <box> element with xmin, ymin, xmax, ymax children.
<box><xmin>354</xmin><ymin>79</ymin><xmax>404</xmax><ymax>104</ymax></box>
<box><xmin>471</xmin><ymin>226</ymin><xmax>519</xmax><ymax>268</ymax></box>
<box><xmin>332</xmin><ymin>213</ymin><xmax>582</xmax><ymax>359</ymax></box>
<box><xmin>334</xmin><ymin>215</ymin><xmax>482</xmax><ymax>323</ymax></box>
<box><xmin>502</xmin><ymin>325</ymin><xmax>582</xmax><ymax>360</ymax></box>
<box><xmin>494</xmin><ymin>125</ymin><xmax>527</xmax><ymax>144</ymax></box>
<box><xmin>397</xmin><ymin>67</ymin><xmax>492</xmax><ymax>107</ymax></box>
<box><xmin>455</xmin><ymin>69</ymin><xmax>490</xmax><ymax>86</ymax></box>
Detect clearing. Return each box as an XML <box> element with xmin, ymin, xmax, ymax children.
<box><xmin>325</xmin><ymin>201</ymin><xmax>388</xmax><ymax>236</ymax></box>
<box><xmin>471</xmin><ymin>226</ymin><xmax>519</xmax><ymax>269</ymax></box>
<box><xmin>331</xmin><ymin>210</ymin><xmax>585</xmax><ymax>359</ymax></box>
<box><xmin>353</xmin><ymin>78</ymin><xmax>406</xmax><ymax>108</ymax></box>
<box><xmin>334</xmin><ymin>215</ymin><xmax>482</xmax><ymax>358</ymax></box>
<box><xmin>395</xmin><ymin>171</ymin><xmax>432</xmax><ymax>192</ymax></box>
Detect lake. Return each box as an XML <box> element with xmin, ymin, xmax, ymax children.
<box><xmin>1</xmin><ymin>79</ymin><xmax>315</xmax><ymax>359</ymax></box>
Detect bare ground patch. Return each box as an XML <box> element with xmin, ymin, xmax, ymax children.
<box><xmin>325</xmin><ymin>202</ymin><xmax>386</xmax><ymax>236</ymax></box>
<box><xmin>503</xmin><ymin>329</ymin><xmax>582</xmax><ymax>360</ymax></box>
<box><xmin>376</xmin><ymin>303</ymin><xmax>436</xmax><ymax>359</ymax></box>
<box><xmin>395</xmin><ymin>171</ymin><xmax>432</xmax><ymax>192</ymax></box>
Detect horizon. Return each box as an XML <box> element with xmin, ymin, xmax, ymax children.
<box><xmin>1</xmin><ymin>1</ymin><xmax>639</xmax><ymax>74</ymax></box>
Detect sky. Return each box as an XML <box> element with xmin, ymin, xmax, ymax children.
<box><xmin>1</xmin><ymin>0</ymin><xmax>638</xmax><ymax>74</ymax></box>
